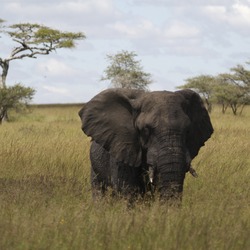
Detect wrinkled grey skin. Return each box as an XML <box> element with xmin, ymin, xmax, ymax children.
<box><xmin>79</xmin><ymin>88</ymin><xmax>213</xmax><ymax>202</ymax></box>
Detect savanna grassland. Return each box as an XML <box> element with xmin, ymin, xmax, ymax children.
<box><xmin>0</xmin><ymin>104</ymin><xmax>249</xmax><ymax>250</ymax></box>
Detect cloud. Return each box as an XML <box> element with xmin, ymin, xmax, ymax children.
<box><xmin>112</xmin><ymin>19</ymin><xmax>200</xmax><ymax>40</ymax></box>
<box><xmin>131</xmin><ymin>0</ymin><xmax>250</xmax><ymax>36</ymax></box>
<box><xmin>112</xmin><ymin>19</ymin><xmax>159</xmax><ymax>39</ymax></box>
<box><xmin>163</xmin><ymin>21</ymin><xmax>200</xmax><ymax>39</ymax></box>
<box><xmin>112</xmin><ymin>16</ymin><xmax>200</xmax><ymax>40</ymax></box>
<box><xmin>42</xmin><ymin>85</ymin><xmax>69</xmax><ymax>95</ymax></box>
<box><xmin>4</xmin><ymin>0</ymin><xmax>116</xmax><ymax>16</ymax></box>
<box><xmin>132</xmin><ymin>0</ymin><xmax>237</xmax><ymax>6</ymax></box>
<box><xmin>203</xmin><ymin>2</ymin><xmax>250</xmax><ymax>30</ymax></box>
<box><xmin>111</xmin><ymin>17</ymin><xmax>203</xmax><ymax>56</ymax></box>
<box><xmin>2</xmin><ymin>0</ymin><xmax>121</xmax><ymax>34</ymax></box>
<box><xmin>37</xmin><ymin>58</ymin><xmax>76</xmax><ymax>76</ymax></box>
<box><xmin>58</xmin><ymin>0</ymin><xmax>114</xmax><ymax>14</ymax></box>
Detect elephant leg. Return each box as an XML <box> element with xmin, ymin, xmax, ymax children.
<box><xmin>116</xmin><ymin>164</ymin><xmax>145</xmax><ymax>201</ymax></box>
<box><xmin>91</xmin><ymin>167</ymin><xmax>107</xmax><ymax>198</ymax></box>
<box><xmin>90</xmin><ymin>142</ymin><xmax>113</xmax><ymax>198</ymax></box>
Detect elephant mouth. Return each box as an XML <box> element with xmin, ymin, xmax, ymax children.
<box><xmin>145</xmin><ymin>163</ymin><xmax>198</xmax><ymax>193</ymax></box>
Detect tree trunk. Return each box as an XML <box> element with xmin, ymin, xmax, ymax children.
<box><xmin>205</xmin><ymin>98</ymin><xmax>212</xmax><ymax>113</ymax></box>
<box><xmin>0</xmin><ymin>60</ymin><xmax>9</xmax><ymax>88</ymax></box>
<box><xmin>0</xmin><ymin>108</ymin><xmax>8</xmax><ymax>124</ymax></box>
<box><xmin>239</xmin><ymin>104</ymin><xmax>245</xmax><ymax>115</ymax></box>
<box><xmin>221</xmin><ymin>103</ymin><xmax>228</xmax><ymax>114</ymax></box>
<box><xmin>230</xmin><ymin>103</ymin><xmax>237</xmax><ymax>115</ymax></box>
<box><xmin>0</xmin><ymin>60</ymin><xmax>9</xmax><ymax>123</ymax></box>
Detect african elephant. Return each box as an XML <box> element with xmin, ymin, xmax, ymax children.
<box><xmin>79</xmin><ymin>88</ymin><xmax>213</xmax><ymax>202</ymax></box>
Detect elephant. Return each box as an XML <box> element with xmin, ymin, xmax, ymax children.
<box><xmin>78</xmin><ymin>88</ymin><xmax>213</xmax><ymax>202</ymax></box>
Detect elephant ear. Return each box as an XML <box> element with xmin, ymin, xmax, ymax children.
<box><xmin>78</xmin><ymin>89</ymin><xmax>144</xmax><ymax>167</ymax></box>
<box><xmin>177</xmin><ymin>89</ymin><xmax>214</xmax><ymax>159</ymax></box>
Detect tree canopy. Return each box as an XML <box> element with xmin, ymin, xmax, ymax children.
<box><xmin>0</xmin><ymin>22</ymin><xmax>85</xmax><ymax>88</ymax></box>
<box><xmin>101</xmin><ymin>50</ymin><xmax>152</xmax><ymax>90</ymax></box>
<box><xmin>178</xmin><ymin>63</ymin><xmax>250</xmax><ymax>115</ymax></box>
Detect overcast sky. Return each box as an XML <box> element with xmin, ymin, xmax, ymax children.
<box><xmin>1</xmin><ymin>0</ymin><xmax>250</xmax><ymax>103</ymax></box>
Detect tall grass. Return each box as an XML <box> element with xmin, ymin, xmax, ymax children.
<box><xmin>0</xmin><ymin>105</ymin><xmax>249</xmax><ymax>250</ymax></box>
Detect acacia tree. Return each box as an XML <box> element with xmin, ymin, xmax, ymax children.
<box><xmin>213</xmin><ymin>81</ymin><xmax>245</xmax><ymax>114</ymax></box>
<box><xmin>0</xmin><ymin>22</ymin><xmax>85</xmax><ymax>121</ymax></box>
<box><xmin>217</xmin><ymin>64</ymin><xmax>250</xmax><ymax>115</ymax></box>
<box><xmin>177</xmin><ymin>75</ymin><xmax>216</xmax><ymax>113</ymax></box>
<box><xmin>101</xmin><ymin>50</ymin><xmax>152</xmax><ymax>90</ymax></box>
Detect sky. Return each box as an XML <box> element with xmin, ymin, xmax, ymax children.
<box><xmin>1</xmin><ymin>0</ymin><xmax>250</xmax><ymax>103</ymax></box>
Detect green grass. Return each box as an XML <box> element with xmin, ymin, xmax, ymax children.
<box><xmin>0</xmin><ymin>105</ymin><xmax>249</xmax><ymax>250</ymax></box>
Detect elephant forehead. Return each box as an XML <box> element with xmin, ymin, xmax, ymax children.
<box><xmin>141</xmin><ymin>92</ymin><xmax>184</xmax><ymax>113</ymax></box>
<box><xmin>142</xmin><ymin>91</ymin><xmax>184</xmax><ymax>108</ymax></box>
<box><xmin>139</xmin><ymin>94</ymin><xmax>189</xmax><ymax>129</ymax></box>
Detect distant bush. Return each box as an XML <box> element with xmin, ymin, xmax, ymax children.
<box><xmin>0</xmin><ymin>84</ymin><xmax>35</xmax><ymax>124</ymax></box>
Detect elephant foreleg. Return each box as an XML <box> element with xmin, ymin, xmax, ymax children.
<box><xmin>91</xmin><ymin>168</ymin><xmax>107</xmax><ymax>198</ymax></box>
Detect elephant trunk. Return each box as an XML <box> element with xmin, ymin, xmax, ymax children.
<box><xmin>157</xmin><ymin>167</ymin><xmax>185</xmax><ymax>201</ymax></box>
<box><xmin>156</xmin><ymin>134</ymin><xmax>187</xmax><ymax>201</ymax></box>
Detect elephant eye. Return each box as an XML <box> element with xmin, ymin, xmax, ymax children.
<box><xmin>140</xmin><ymin>126</ymin><xmax>152</xmax><ymax>145</ymax></box>
<box><xmin>142</xmin><ymin>126</ymin><xmax>150</xmax><ymax>137</ymax></box>
<box><xmin>185</xmin><ymin>125</ymin><xmax>192</xmax><ymax>139</ymax></box>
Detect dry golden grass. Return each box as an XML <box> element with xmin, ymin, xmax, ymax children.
<box><xmin>0</xmin><ymin>105</ymin><xmax>249</xmax><ymax>250</ymax></box>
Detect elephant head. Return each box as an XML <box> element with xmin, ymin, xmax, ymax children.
<box><xmin>79</xmin><ymin>88</ymin><xmax>213</xmax><ymax>200</ymax></box>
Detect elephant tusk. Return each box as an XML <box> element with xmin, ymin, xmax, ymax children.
<box><xmin>148</xmin><ymin>165</ymin><xmax>154</xmax><ymax>183</ymax></box>
<box><xmin>189</xmin><ymin>166</ymin><xmax>198</xmax><ymax>178</ymax></box>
